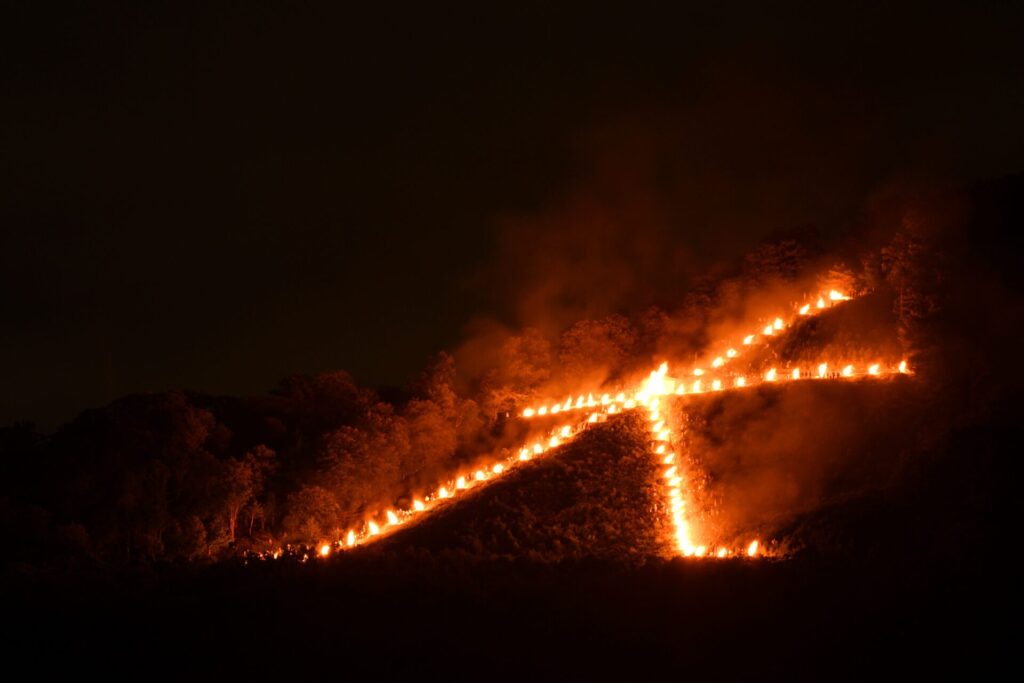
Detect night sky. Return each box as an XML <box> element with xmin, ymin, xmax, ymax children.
<box><xmin>3</xmin><ymin>3</ymin><xmax>1023</xmax><ymax>427</ymax></box>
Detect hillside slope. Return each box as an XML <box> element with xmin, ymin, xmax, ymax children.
<box><xmin>368</xmin><ymin>412</ymin><xmax>670</xmax><ymax>561</ymax></box>
<box><xmin>677</xmin><ymin>376</ymin><xmax>922</xmax><ymax>552</ymax></box>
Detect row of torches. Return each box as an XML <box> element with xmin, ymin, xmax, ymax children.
<box><xmin>519</xmin><ymin>360</ymin><xmax>906</xmax><ymax>419</ymax></box>
<box><xmin>255</xmin><ymin>288</ymin><xmax>906</xmax><ymax>562</ymax></box>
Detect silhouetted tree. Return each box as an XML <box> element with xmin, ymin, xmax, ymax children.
<box><xmin>221</xmin><ymin>445</ymin><xmax>275</xmax><ymax>543</ymax></box>
<box><xmin>558</xmin><ymin>314</ymin><xmax>637</xmax><ymax>384</ymax></box>
<box><xmin>318</xmin><ymin>406</ymin><xmax>408</xmax><ymax>527</ymax></box>
<box><xmin>283</xmin><ymin>486</ymin><xmax>341</xmax><ymax>542</ymax></box>
<box><xmin>881</xmin><ymin>210</ymin><xmax>950</xmax><ymax>362</ymax></box>
<box><xmin>478</xmin><ymin>329</ymin><xmax>553</xmax><ymax>416</ymax></box>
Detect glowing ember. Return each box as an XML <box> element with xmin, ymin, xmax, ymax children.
<box><xmin>265</xmin><ymin>286</ymin><xmax>907</xmax><ymax>562</ymax></box>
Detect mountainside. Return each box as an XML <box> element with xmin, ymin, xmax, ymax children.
<box><xmin>4</xmin><ymin>175</ymin><xmax>1022</xmax><ymax>677</ymax></box>
<box><xmin>369</xmin><ymin>412</ymin><xmax>670</xmax><ymax>561</ymax></box>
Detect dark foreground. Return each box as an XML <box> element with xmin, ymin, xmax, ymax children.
<box><xmin>7</xmin><ymin>538</ymin><xmax>1009</xmax><ymax>680</ymax></box>
<box><xmin>6</xmin><ymin>412</ymin><xmax>1016</xmax><ymax>680</ymax></box>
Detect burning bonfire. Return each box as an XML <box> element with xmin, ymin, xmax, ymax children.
<box><xmin>258</xmin><ymin>287</ymin><xmax>910</xmax><ymax>563</ymax></box>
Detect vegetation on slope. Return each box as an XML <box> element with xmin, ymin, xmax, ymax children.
<box><xmin>370</xmin><ymin>412</ymin><xmax>669</xmax><ymax>562</ymax></box>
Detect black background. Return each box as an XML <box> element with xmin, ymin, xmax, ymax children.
<box><xmin>4</xmin><ymin>2</ymin><xmax>1023</xmax><ymax>427</ymax></box>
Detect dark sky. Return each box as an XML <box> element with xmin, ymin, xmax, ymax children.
<box><xmin>3</xmin><ymin>3</ymin><xmax>1023</xmax><ymax>428</ymax></box>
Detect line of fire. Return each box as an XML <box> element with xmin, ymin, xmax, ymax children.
<box><xmin>248</xmin><ymin>286</ymin><xmax>910</xmax><ymax>564</ymax></box>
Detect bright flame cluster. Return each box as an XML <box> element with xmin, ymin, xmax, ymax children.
<box><xmin>641</xmin><ymin>369</ymin><xmax>704</xmax><ymax>556</ymax></box>
<box><xmin>251</xmin><ymin>288</ymin><xmax>912</xmax><ymax>564</ymax></box>
<box><xmin>520</xmin><ymin>289</ymin><xmax>866</xmax><ymax>418</ymax></box>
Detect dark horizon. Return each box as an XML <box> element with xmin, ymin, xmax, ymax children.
<box><xmin>4</xmin><ymin>3</ymin><xmax>1024</xmax><ymax>428</ymax></box>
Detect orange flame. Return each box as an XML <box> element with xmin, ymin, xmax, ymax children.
<box><xmin>269</xmin><ymin>288</ymin><xmax>900</xmax><ymax>562</ymax></box>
